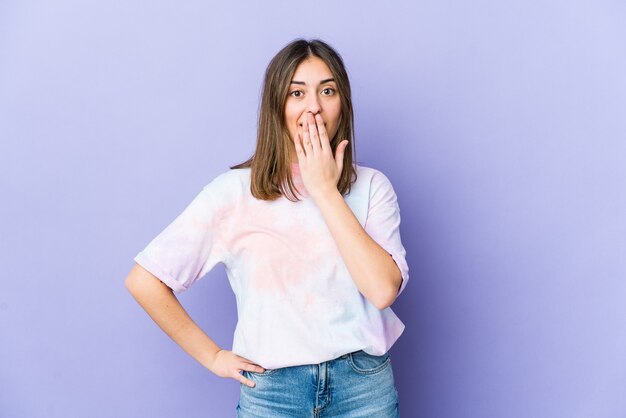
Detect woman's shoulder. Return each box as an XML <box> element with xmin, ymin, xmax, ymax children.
<box><xmin>353</xmin><ymin>163</ymin><xmax>395</xmax><ymax>189</ymax></box>
<box><xmin>200</xmin><ymin>167</ymin><xmax>250</xmax><ymax>200</ymax></box>
<box><xmin>206</xmin><ymin>166</ymin><xmax>249</xmax><ymax>184</ymax></box>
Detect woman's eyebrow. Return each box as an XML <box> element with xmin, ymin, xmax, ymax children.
<box><xmin>290</xmin><ymin>78</ymin><xmax>335</xmax><ymax>85</ymax></box>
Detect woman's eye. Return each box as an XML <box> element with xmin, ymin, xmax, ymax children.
<box><xmin>322</xmin><ymin>88</ymin><xmax>336</xmax><ymax>95</ymax></box>
<box><xmin>290</xmin><ymin>90</ymin><xmax>303</xmax><ymax>98</ymax></box>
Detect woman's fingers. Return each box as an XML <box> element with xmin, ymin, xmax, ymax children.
<box><xmin>238</xmin><ymin>362</ymin><xmax>267</xmax><ymax>387</ymax></box>
<box><xmin>314</xmin><ymin>113</ymin><xmax>330</xmax><ymax>154</ymax></box>
<box><xmin>300</xmin><ymin>113</ymin><xmax>328</xmax><ymax>159</ymax></box>
<box><xmin>302</xmin><ymin>118</ymin><xmax>313</xmax><ymax>156</ymax></box>
<box><xmin>296</xmin><ymin>125</ymin><xmax>306</xmax><ymax>159</ymax></box>
<box><xmin>238</xmin><ymin>370</ymin><xmax>256</xmax><ymax>387</ymax></box>
<box><xmin>243</xmin><ymin>362</ymin><xmax>266</xmax><ymax>373</ymax></box>
<box><xmin>306</xmin><ymin>112</ymin><xmax>322</xmax><ymax>154</ymax></box>
<box><xmin>213</xmin><ymin>352</ymin><xmax>266</xmax><ymax>388</ymax></box>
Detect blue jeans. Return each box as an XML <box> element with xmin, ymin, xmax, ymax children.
<box><xmin>236</xmin><ymin>350</ymin><xmax>399</xmax><ymax>417</ymax></box>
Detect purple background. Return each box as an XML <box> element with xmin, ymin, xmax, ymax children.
<box><xmin>1</xmin><ymin>1</ymin><xmax>625</xmax><ymax>417</ymax></box>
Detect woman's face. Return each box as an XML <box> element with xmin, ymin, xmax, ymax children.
<box><xmin>284</xmin><ymin>56</ymin><xmax>342</xmax><ymax>163</ymax></box>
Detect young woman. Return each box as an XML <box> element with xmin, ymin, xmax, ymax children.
<box><xmin>125</xmin><ymin>38</ymin><xmax>409</xmax><ymax>417</ymax></box>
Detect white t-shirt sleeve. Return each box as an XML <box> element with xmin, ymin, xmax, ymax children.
<box><xmin>364</xmin><ymin>170</ymin><xmax>410</xmax><ymax>297</ymax></box>
<box><xmin>133</xmin><ymin>175</ymin><xmax>232</xmax><ymax>294</ymax></box>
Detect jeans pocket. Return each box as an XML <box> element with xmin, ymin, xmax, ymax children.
<box><xmin>245</xmin><ymin>368</ymin><xmax>280</xmax><ymax>377</ymax></box>
<box><xmin>347</xmin><ymin>350</ymin><xmax>391</xmax><ymax>375</ymax></box>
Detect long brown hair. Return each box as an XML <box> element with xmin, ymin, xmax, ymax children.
<box><xmin>230</xmin><ymin>38</ymin><xmax>358</xmax><ymax>202</ymax></box>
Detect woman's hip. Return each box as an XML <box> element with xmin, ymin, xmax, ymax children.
<box><xmin>236</xmin><ymin>350</ymin><xmax>399</xmax><ymax>417</ymax></box>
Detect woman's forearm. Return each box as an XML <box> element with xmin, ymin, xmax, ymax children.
<box><xmin>124</xmin><ymin>263</ymin><xmax>221</xmax><ymax>371</ymax></box>
<box><xmin>312</xmin><ymin>188</ymin><xmax>402</xmax><ymax>310</ymax></box>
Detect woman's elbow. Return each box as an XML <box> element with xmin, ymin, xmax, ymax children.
<box><xmin>124</xmin><ymin>270</ymin><xmax>143</xmax><ymax>297</ymax></box>
<box><xmin>375</xmin><ymin>290</ymin><xmax>397</xmax><ymax>310</ymax></box>
<box><xmin>124</xmin><ymin>263</ymin><xmax>169</xmax><ymax>296</ymax></box>
<box><xmin>368</xmin><ymin>285</ymin><xmax>395</xmax><ymax>310</ymax></box>
<box><xmin>374</xmin><ymin>274</ymin><xmax>403</xmax><ymax>310</ymax></box>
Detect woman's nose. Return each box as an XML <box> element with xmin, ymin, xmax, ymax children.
<box><xmin>306</xmin><ymin>95</ymin><xmax>321</xmax><ymax>115</ymax></box>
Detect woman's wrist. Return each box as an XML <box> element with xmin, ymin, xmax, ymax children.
<box><xmin>203</xmin><ymin>346</ymin><xmax>223</xmax><ymax>372</ymax></box>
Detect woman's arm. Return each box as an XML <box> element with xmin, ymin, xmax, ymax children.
<box><xmin>124</xmin><ymin>263</ymin><xmax>264</xmax><ymax>387</ymax></box>
<box><xmin>295</xmin><ymin>112</ymin><xmax>405</xmax><ymax>310</ymax></box>
<box><xmin>313</xmin><ymin>191</ymin><xmax>403</xmax><ymax>310</ymax></box>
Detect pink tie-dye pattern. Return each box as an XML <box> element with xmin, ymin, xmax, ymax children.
<box><xmin>227</xmin><ymin>206</ymin><xmax>318</xmax><ymax>302</ymax></box>
<box><xmin>227</xmin><ymin>163</ymin><xmax>334</xmax><ymax>302</ymax></box>
<box><xmin>134</xmin><ymin>163</ymin><xmax>408</xmax><ymax>369</ymax></box>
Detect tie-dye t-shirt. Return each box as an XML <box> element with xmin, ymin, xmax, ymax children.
<box><xmin>133</xmin><ymin>162</ymin><xmax>409</xmax><ymax>369</ymax></box>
